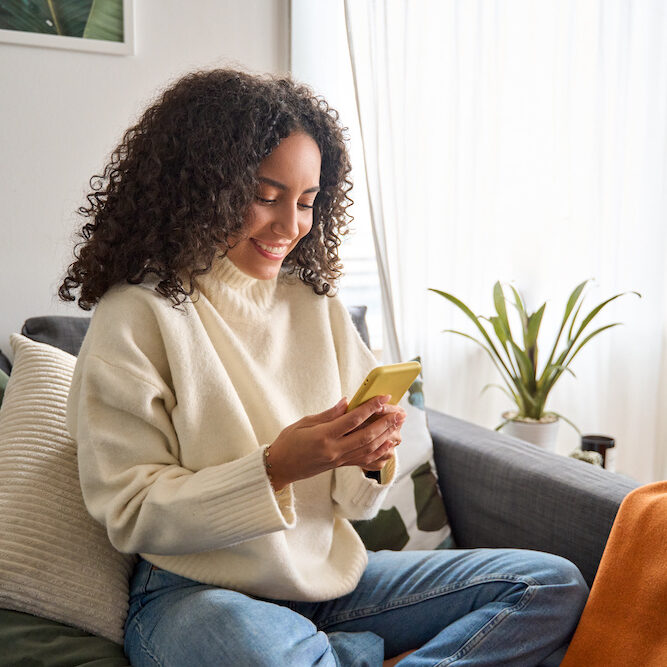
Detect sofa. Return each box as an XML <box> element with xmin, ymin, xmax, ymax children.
<box><xmin>0</xmin><ymin>313</ymin><xmax>640</xmax><ymax>665</ymax></box>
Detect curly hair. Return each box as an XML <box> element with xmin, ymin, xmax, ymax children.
<box><xmin>58</xmin><ymin>69</ymin><xmax>353</xmax><ymax>310</ymax></box>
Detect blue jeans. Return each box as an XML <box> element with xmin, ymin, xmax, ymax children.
<box><xmin>124</xmin><ymin>548</ymin><xmax>588</xmax><ymax>666</ymax></box>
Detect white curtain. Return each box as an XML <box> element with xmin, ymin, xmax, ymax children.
<box><xmin>344</xmin><ymin>0</ymin><xmax>667</xmax><ymax>483</ymax></box>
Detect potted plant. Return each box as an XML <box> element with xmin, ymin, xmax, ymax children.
<box><xmin>428</xmin><ymin>280</ymin><xmax>640</xmax><ymax>450</ymax></box>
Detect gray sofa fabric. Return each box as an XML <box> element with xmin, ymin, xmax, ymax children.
<box><xmin>427</xmin><ymin>408</ymin><xmax>639</xmax><ymax>587</ymax></box>
<box><xmin>21</xmin><ymin>316</ymin><xmax>91</xmax><ymax>358</ymax></box>
<box><xmin>346</xmin><ymin>305</ymin><xmax>371</xmax><ymax>348</ymax></box>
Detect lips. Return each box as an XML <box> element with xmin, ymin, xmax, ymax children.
<box><xmin>251</xmin><ymin>238</ymin><xmax>290</xmax><ymax>259</ymax></box>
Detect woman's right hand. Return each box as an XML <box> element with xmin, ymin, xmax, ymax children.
<box><xmin>267</xmin><ymin>395</ymin><xmax>406</xmax><ymax>491</ymax></box>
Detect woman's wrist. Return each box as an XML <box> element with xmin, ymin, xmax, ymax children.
<box><xmin>263</xmin><ymin>444</ymin><xmax>287</xmax><ymax>492</ymax></box>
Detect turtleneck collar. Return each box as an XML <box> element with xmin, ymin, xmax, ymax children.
<box><xmin>196</xmin><ymin>255</ymin><xmax>279</xmax><ymax>315</ymax></box>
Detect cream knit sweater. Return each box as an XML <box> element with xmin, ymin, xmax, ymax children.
<box><xmin>67</xmin><ymin>257</ymin><xmax>397</xmax><ymax>602</ymax></box>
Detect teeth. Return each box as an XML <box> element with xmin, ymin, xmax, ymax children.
<box><xmin>255</xmin><ymin>240</ymin><xmax>287</xmax><ymax>254</ymax></box>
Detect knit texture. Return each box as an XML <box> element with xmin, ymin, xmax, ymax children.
<box><xmin>68</xmin><ymin>257</ymin><xmax>397</xmax><ymax>602</ymax></box>
<box><xmin>0</xmin><ymin>335</ymin><xmax>135</xmax><ymax>644</ymax></box>
<box><xmin>561</xmin><ymin>481</ymin><xmax>667</xmax><ymax>666</ymax></box>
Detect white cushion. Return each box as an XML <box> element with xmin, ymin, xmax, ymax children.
<box><xmin>0</xmin><ymin>334</ymin><xmax>135</xmax><ymax>644</ymax></box>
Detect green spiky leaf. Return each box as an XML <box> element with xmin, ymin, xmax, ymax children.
<box><xmin>430</xmin><ymin>281</ymin><xmax>640</xmax><ymax>424</ymax></box>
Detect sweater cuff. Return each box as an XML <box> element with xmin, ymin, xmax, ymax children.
<box><xmin>197</xmin><ymin>448</ymin><xmax>296</xmax><ymax>547</ymax></box>
<box><xmin>265</xmin><ymin>443</ymin><xmax>296</xmax><ymax>519</ymax></box>
<box><xmin>337</xmin><ymin>453</ymin><xmax>398</xmax><ymax>513</ymax></box>
<box><xmin>353</xmin><ymin>453</ymin><xmax>397</xmax><ymax>505</ymax></box>
<box><xmin>379</xmin><ymin>454</ymin><xmax>397</xmax><ymax>485</ymax></box>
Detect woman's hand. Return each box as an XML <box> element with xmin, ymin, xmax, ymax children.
<box><xmin>267</xmin><ymin>395</ymin><xmax>406</xmax><ymax>491</ymax></box>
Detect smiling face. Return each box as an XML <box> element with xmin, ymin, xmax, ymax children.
<box><xmin>226</xmin><ymin>131</ymin><xmax>322</xmax><ymax>281</ymax></box>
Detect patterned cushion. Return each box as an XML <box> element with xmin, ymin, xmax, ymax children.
<box><xmin>352</xmin><ymin>359</ymin><xmax>455</xmax><ymax>550</ymax></box>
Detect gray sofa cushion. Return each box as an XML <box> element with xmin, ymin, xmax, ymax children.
<box><xmin>21</xmin><ymin>316</ymin><xmax>91</xmax><ymax>357</ymax></box>
<box><xmin>347</xmin><ymin>305</ymin><xmax>371</xmax><ymax>348</ymax></box>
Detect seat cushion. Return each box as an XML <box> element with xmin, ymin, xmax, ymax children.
<box><xmin>0</xmin><ymin>608</ymin><xmax>130</xmax><ymax>666</ymax></box>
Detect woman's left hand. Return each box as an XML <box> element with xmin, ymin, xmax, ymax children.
<box><xmin>359</xmin><ymin>407</ymin><xmax>406</xmax><ymax>472</ymax></box>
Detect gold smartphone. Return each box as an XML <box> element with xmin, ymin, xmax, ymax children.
<box><xmin>346</xmin><ymin>361</ymin><xmax>422</xmax><ymax>413</ymax></box>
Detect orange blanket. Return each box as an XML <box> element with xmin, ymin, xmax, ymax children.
<box><xmin>561</xmin><ymin>481</ymin><xmax>667</xmax><ymax>667</ymax></box>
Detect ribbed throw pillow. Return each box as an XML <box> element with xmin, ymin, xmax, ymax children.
<box><xmin>0</xmin><ymin>334</ymin><xmax>135</xmax><ymax>644</ymax></box>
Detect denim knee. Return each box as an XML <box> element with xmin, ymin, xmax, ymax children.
<box><xmin>527</xmin><ymin>552</ymin><xmax>589</xmax><ymax>621</ymax></box>
<box><xmin>536</xmin><ymin>553</ymin><xmax>588</xmax><ymax>591</ymax></box>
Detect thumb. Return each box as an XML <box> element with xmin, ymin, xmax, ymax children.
<box><xmin>327</xmin><ymin>396</ymin><xmax>348</xmax><ymax>416</ymax></box>
<box><xmin>315</xmin><ymin>396</ymin><xmax>347</xmax><ymax>421</ymax></box>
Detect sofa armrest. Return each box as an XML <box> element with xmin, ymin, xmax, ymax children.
<box><xmin>426</xmin><ymin>408</ymin><xmax>639</xmax><ymax>587</ymax></box>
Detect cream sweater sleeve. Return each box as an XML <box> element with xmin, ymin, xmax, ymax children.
<box><xmin>327</xmin><ymin>297</ymin><xmax>399</xmax><ymax>520</ymax></box>
<box><xmin>68</xmin><ymin>342</ymin><xmax>296</xmax><ymax>557</ymax></box>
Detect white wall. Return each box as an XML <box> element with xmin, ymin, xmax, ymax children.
<box><xmin>0</xmin><ymin>0</ymin><xmax>289</xmax><ymax>358</ymax></box>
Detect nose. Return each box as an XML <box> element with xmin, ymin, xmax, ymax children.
<box><xmin>271</xmin><ymin>201</ymin><xmax>301</xmax><ymax>239</ymax></box>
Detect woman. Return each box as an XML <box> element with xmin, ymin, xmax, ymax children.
<box><xmin>61</xmin><ymin>69</ymin><xmax>588</xmax><ymax>666</ymax></box>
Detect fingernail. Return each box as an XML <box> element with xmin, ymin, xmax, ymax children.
<box><xmin>337</xmin><ymin>397</ymin><xmax>347</xmax><ymax>407</ymax></box>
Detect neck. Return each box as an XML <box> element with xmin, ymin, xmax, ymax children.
<box><xmin>197</xmin><ymin>255</ymin><xmax>279</xmax><ymax>312</ymax></box>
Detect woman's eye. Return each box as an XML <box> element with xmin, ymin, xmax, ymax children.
<box><xmin>255</xmin><ymin>195</ymin><xmax>314</xmax><ymax>210</ymax></box>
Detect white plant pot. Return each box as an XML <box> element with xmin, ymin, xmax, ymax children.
<box><xmin>500</xmin><ymin>411</ymin><xmax>560</xmax><ymax>452</ymax></box>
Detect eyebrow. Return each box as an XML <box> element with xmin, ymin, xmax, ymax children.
<box><xmin>259</xmin><ymin>176</ymin><xmax>320</xmax><ymax>194</ymax></box>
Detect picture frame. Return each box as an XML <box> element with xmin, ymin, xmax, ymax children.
<box><xmin>0</xmin><ymin>0</ymin><xmax>135</xmax><ymax>56</ymax></box>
